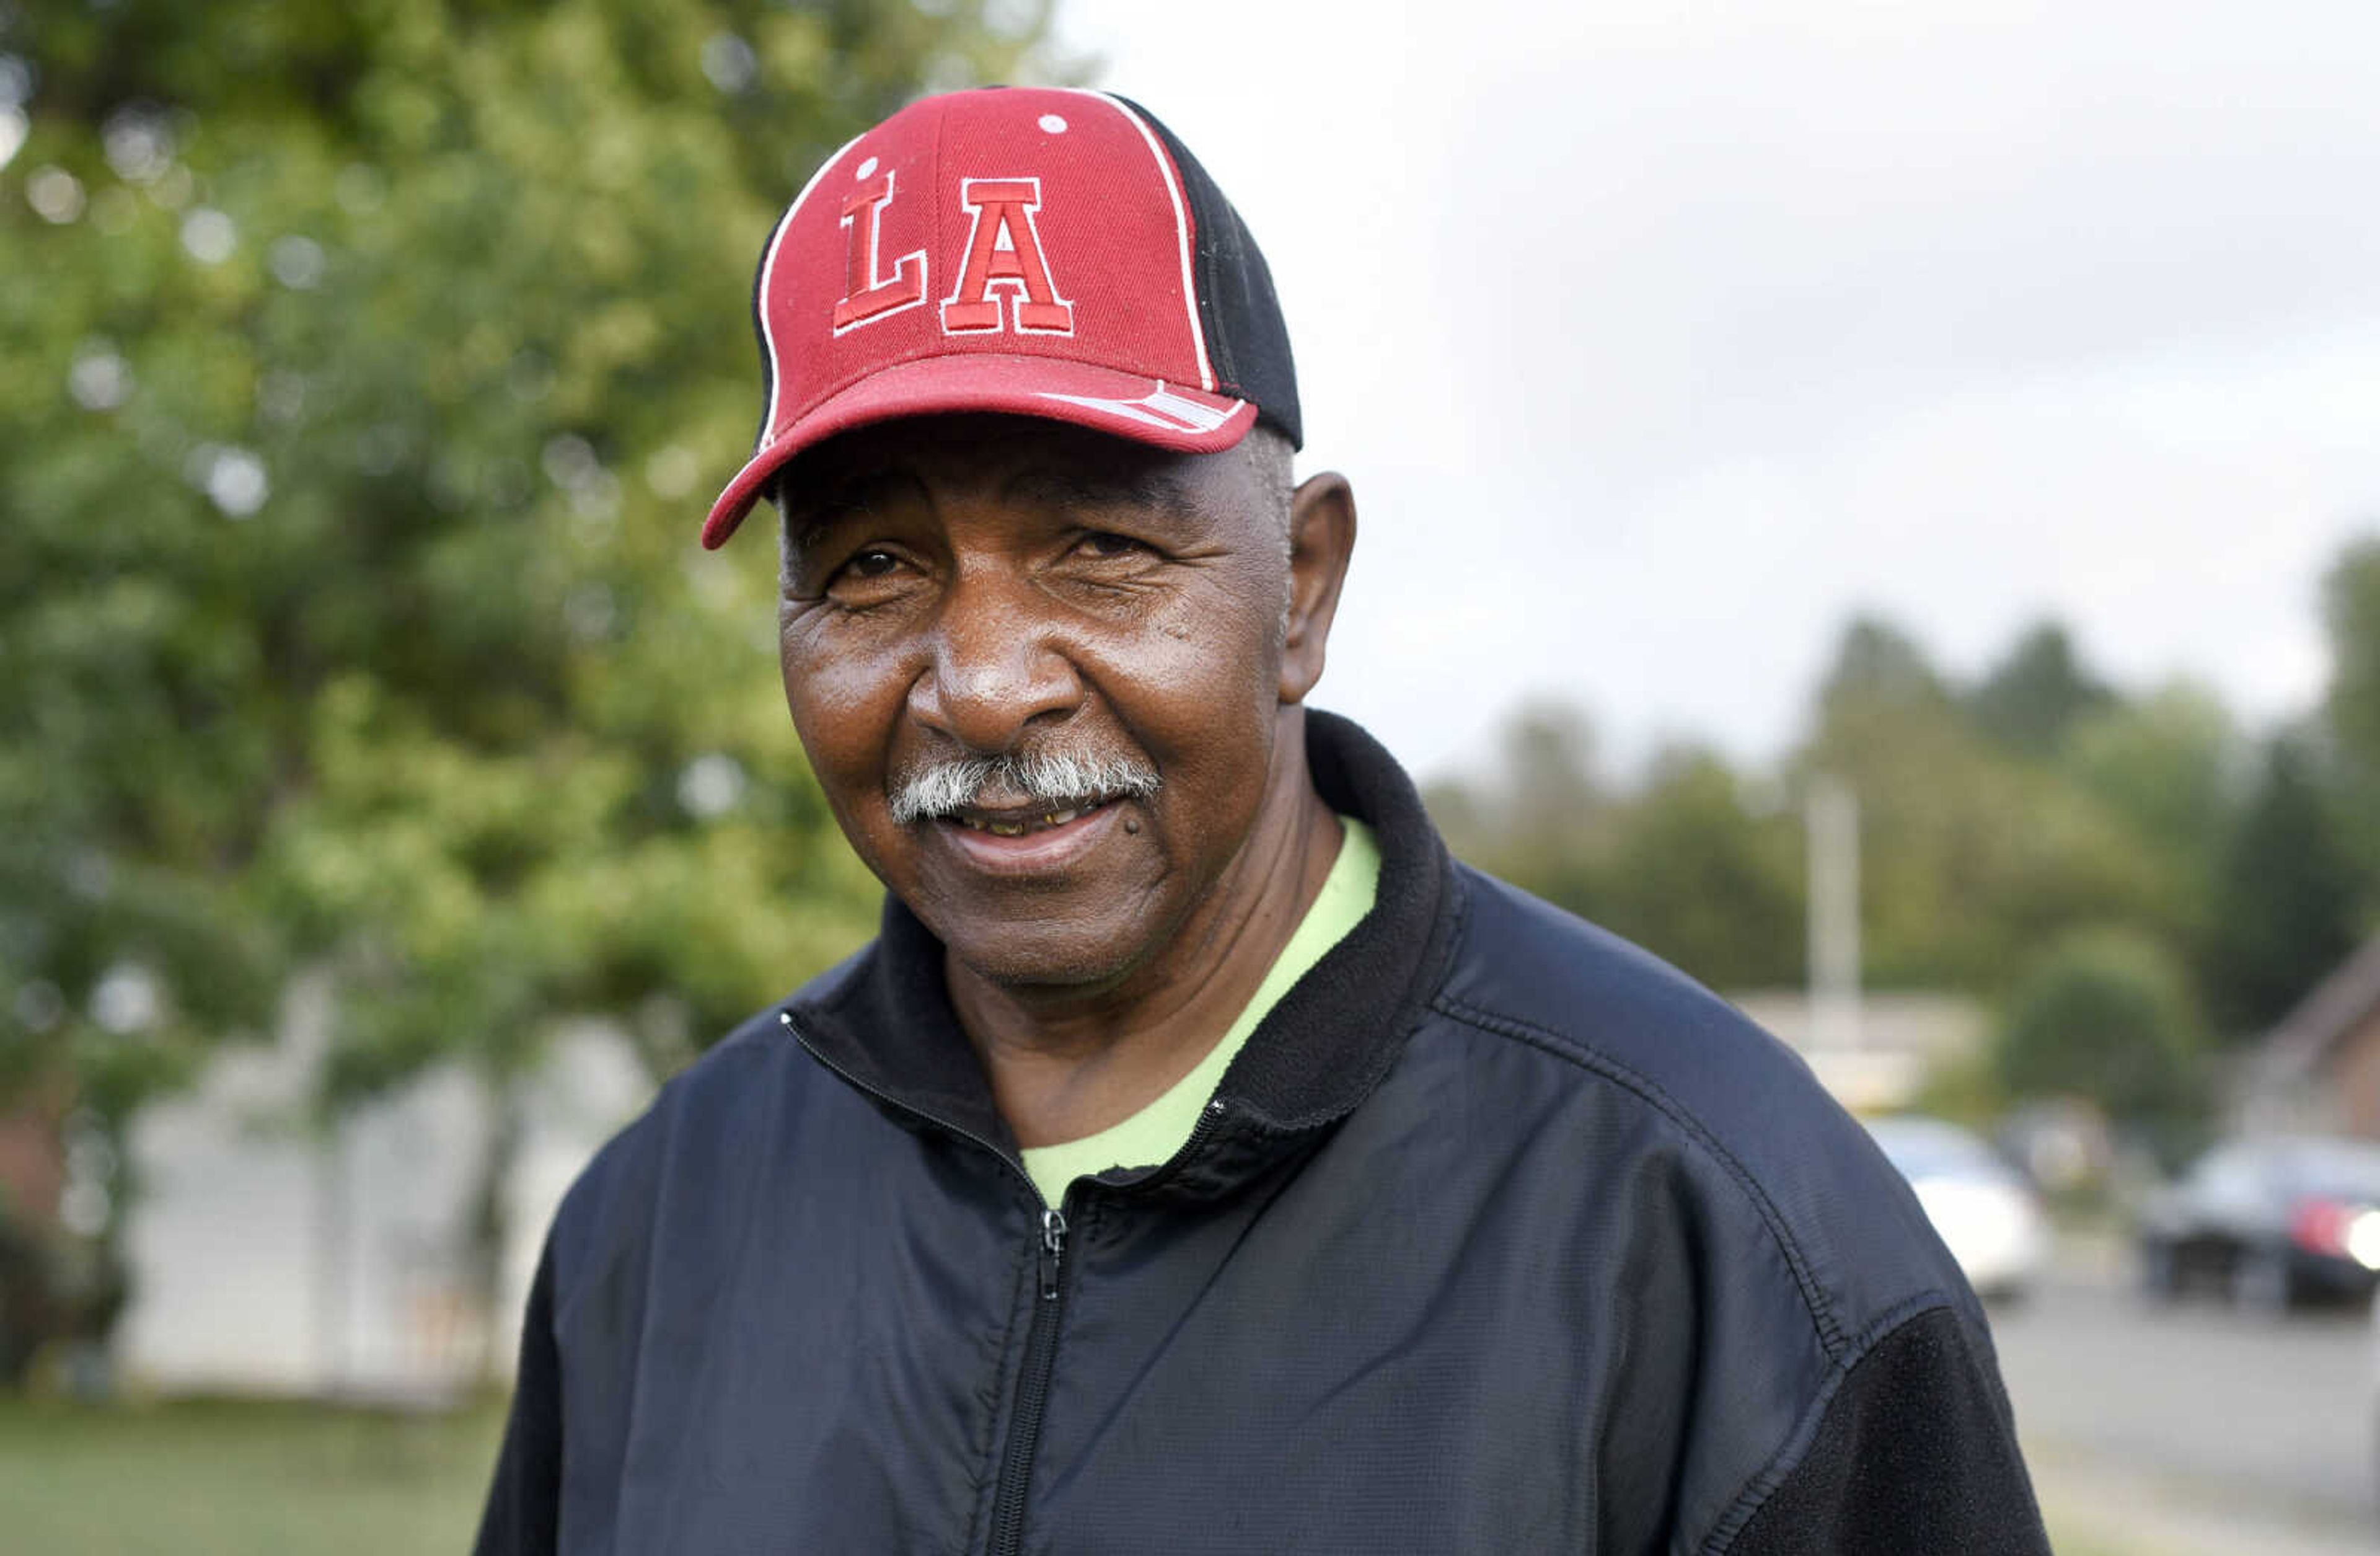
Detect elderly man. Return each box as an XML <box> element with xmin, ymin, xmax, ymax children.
<box><xmin>475</xmin><ymin>88</ymin><xmax>2049</xmax><ymax>1555</ymax></box>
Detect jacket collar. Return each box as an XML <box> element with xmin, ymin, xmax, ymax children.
<box><xmin>783</xmin><ymin>710</ymin><xmax>1469</xmax><ymax>1193</ymax></box>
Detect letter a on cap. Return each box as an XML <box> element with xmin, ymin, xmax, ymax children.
<box><xmin>941</xmin><ymin>177</ymin><xmax>1074</xmax><ymax>335</ymax></box>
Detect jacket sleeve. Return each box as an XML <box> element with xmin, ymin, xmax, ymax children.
<box><xmin>1720</xmin><ymin>1303</ymin><xmax>2050</xmax><ymax>1556</ymax></box>
<box><xmin>472</xmin><ymin>1240</ymin><xmax>563</xmax><ymax>1556</ymax></box>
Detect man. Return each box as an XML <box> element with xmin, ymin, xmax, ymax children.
<box><xmin>476</xmin><ymin>87</ymin><xmax>2050</xmax><ymax>1554</ymax></box>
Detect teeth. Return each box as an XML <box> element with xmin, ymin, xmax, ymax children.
<box><xmin>950</xmin><ymin>803</ymin><xmax>1095</xmax><ymax>836</ymax></box>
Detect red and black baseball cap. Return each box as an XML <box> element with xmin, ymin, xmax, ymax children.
<box><xmin>701</xmin><ymin>87</ymin><xmax>1300</xmax><ymax>548</ymax></box>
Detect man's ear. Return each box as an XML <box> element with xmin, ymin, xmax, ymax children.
<box><xmin>1279</xmin><ymin>472</ymin><xmax>1357</xmax><ymax>705</ymax></box>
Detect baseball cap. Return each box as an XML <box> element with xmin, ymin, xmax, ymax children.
<box><xmin>701</xmin><ymin>87</ymin><xmax>1301</xmax><ymax>548</ymax></box>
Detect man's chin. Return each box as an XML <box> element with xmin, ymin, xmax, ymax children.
<box><xmin>931</xmin><ymin>914</ymin><xmax>1157</xmax><ymax>996</ymax></box>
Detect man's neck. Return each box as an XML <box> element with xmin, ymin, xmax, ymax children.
<box><xmin>945</xmin><ymin>749</ymin><xmax>1345</xmax><ymax>1152</ymax></box>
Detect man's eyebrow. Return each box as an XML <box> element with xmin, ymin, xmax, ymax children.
<box><xmin>774</xmin><ymin>466</ymin><xmax>910</xmax><ymax>541</ymax></box>
<box><xmin>1004</xmin><ymin>465</ymin><xmax>1197</xmax><ymax>518</ymax></box>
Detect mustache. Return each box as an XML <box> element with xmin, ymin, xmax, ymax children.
<box><xmin>888</xmin><ymin>748</ymin><xmax>1161</xmax><ymax>826</ymax></box>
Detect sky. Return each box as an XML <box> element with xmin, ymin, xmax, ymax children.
<box><xmin>1054</xmin><ymin>0</ymin><xmax>2380</xmax><ymax>782</ymax></box>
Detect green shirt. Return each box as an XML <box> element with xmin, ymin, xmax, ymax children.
<box><xmin>1019</xmin><ymin>817</ymin><xmax>1382</xmax><ymax>1206</ymax></box>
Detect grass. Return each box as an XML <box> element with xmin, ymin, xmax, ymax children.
<box><xmin>0</xmin><ymin>1394</ymin><xmax>506</xmax><ymax>1556</ymax></box>
<box><xmin>0</xmin><ymin>1392</ymin><xmax>2163</xmax><ymax>1555</ymax></box>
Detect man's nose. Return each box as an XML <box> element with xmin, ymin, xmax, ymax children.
<box><xmin>908</xmin><ymin>573</ymin><xmax>1084</xmax><ymax>753</ymax></box>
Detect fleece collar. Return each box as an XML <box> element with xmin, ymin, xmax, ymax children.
<box><xmin>782</xmin><ymin>710</ymin><xmax>1469</xmax><ymax>1201</ymax></box>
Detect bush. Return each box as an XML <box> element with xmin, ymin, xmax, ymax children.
<box><xmin>1993</xmin><ymin>926</ymin><xmax>2210</xmax><ymax>1134</ymax></box>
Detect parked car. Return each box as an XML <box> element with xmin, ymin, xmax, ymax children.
<box><xmin>1864</xmin><ymin>1115</ymin><xmax>2050</xmax><ymax>1303</ymax></box>
<box><xmin>2137</xmin><ymin>1134</ymin><xmax>2380</xmax><ymax>1314</ymax></box>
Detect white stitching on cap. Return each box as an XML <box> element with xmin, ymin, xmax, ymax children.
<box><xmin>1036</xmin><ymin>382</ymin><xmax>1239</xmax><ymax>433</ymax></box>
<box><xmin>757</xmin><ymin>131</ymin><xmax>866</xmax><ymax>447</ymax></box>
<box><xmin>1063</xmin><ymin>89</ymin><xmax>1215</xmax><ymax>394</ymax></box>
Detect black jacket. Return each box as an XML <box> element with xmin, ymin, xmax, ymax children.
<box><xmin>477</xmin><ymin>712</ymin><xmax>2049</xmax><ymax>1555</ymax></box>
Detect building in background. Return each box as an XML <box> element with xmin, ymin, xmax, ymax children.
<box><xmin>2242</xmin><ymin>934</ymin><xmax>2380</xmax><ymax>1141</ymax></box>
<box><xmin>1728</xmin><ymin>990</ymin><xmax>1987</xmax><ymax>1115</ymax></box>
<box><xmin>113</xmin><ymin>988</ymin><xmax>649</xmax><ymax>1400</ymax></box>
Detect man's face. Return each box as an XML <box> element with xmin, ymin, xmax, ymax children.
<box><xmin>776</xmin><ymin>413</ymin><xmax>1303</xmax><ymax>990</ymax></box>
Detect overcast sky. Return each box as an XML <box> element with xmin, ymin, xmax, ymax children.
<box><xmin>1055</xmin><ymin>1</ymin><xmax>2380</xmax><ymax>782</ymax></box>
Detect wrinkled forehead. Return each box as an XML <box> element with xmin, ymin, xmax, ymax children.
<box><xmin>774</xmin><ymin>410</ymin><xmax>1255</xmax><ymax>536</ymax></box>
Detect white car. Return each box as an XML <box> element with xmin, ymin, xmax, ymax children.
<box><xmin>1865</xmin><ymin>1115</ymin><xmax>2052</xmax><ymax>1302</ymax></box>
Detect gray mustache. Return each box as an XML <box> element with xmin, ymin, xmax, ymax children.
<box><xmin>888</xmin><ymin>750</ymin><xmax>1161</xmax><ymax>825</ymax></box>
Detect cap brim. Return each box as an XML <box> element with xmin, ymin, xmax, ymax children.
<box><xmin>701</xmin><ymin>355</ymin><xmax>1256</xmax><ymax>548</ymax></box>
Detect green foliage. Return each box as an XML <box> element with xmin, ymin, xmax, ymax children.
<box><xmin>1432</xmin><ymin>578</ymin><xmax>2379</xmax><ymax>1110</ymax></box>
<box><xmin>2056</xmin><ymin>681</ymin><xmax>2239</xmax><ymax>893</ymax></box>
<box><xmin>2324</xmin><ymin>534</ymin><xmax>2380</xmax><ymax>885</ymax></box>
<box><xmin>1992</xmin><ymin>926</ymin><xmax>2209</xmax><ymax>1130</ymax></box>
<box><xmin>1589</xmin><ymin>747</ymin><xmax>1804</xmax><ymax>990</ymax></box>
<box><xmin>1428</xmin><ymin>719</ymin><xmax>1804</xmax><ymax>991</ymax></box>
<box><xmin>2203</xmin><ymin>732</ymin><xmax>2365</xmax><ymax>1036</ymax></box>
<box><xmin>1818</xmin><ymin>614</ymin><xmax>1949</xmax><ymax>718</ymax></box>
<box><xmin>1967</xmin><ymin>621</ymin><xmax>2112</xmax><ymax>758</ymax></box>
<box><xmin>1427</xmin><ymin>701</ymin><xmax>1605</xmax><ymax>909</ymax></box>
<box><xmin>0</xmin><ymin>1</ymin><xmax>1060</xmax><ymax>1149</ymax></box>
<box><xmin>1802</xmin><ymin>615</ymin><xmax>2185</xmax><ymax>993</ymax></box>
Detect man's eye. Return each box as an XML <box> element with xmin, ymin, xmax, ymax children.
<box><xmin>1077</xmin><ymin>531</ymin><xmax>1146</xmax><ymax>560</ymax></box>
<box><xmin>818</xmin><ymin>546</ymin><xmax>914</xmax><ymax>603</ymax></box>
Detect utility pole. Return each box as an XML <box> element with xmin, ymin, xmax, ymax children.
<box><xmin>1806</xmin><ymin>776</ymin><xmax>1862</xmax><ymax>1053</ymax></box>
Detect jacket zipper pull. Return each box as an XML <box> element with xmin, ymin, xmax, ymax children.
<box><xmin>1038</xmin><ymin>1207</ymin><xmax>1067</xmax><ymax>1300</ymax></box>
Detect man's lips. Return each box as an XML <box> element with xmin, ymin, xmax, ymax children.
<box><xmin>928</xmin><ymin>797</ymin><xmax>1128</xmax><ymax>874</ymax></box>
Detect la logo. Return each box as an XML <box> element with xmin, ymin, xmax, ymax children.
<box><xmin>831</xmin><ymin>171</ymin><xmax>1075</xmax><ymax>338</ymax></box>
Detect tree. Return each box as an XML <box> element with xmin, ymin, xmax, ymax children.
<box><xmin>2056</xmin><ymin>679</ymin><xmax>2247</xmax><ymax>975</ymax></box>
<box><xmin>1967</xmin><ymin>621</ymin><xmax>2113</xmax><ymax>758</ymax></box>
<box><xmin>2204</xmin><ymin>733</ymin><xmax>2365</xmax><ymax>1037</ymax></box>
<box><xmin>1426</xmin><ymin>700</ymin><xmax>1604</xmax><ymax>914</ymax></box>
<box><xmin>2322</xmin><ymin>533</ymin><xmax>2380</xmax><ymax>893</ymax></box>
<box><xmin>1501</xmin><ymin>701</ymin><xmax>1602</xmax><ymax>842</ymax></box>
<box><xmin>2058</xmin><ymin>681</ymin><xmax>2241</xmax><ymax>877</ymax></box>
<box><xmin>1590</xmin><ymin>746</ymin><xmax>1803</xmax><ymax>991</ymax></box>
<box><xmin>1799</xmin><ymin>616</ymin><xmax>2178</xmax><ymax>992</ymax></box>
<box><xmin>1993</xmin><ymin>926</ymin><xmax>2209</xmax><ymax>1142</ymax></box>
<box><xmin>1815</xmin><ymin>613</ymin><xmax>1948</xmax><ymax>727</ymax></box>
<box><xmin>1</xmin><ymin>0</ymin><xmax>1062</xmax><ymax>1349</ymax></box>
<box><xmin>1427</xmin><ymin>709</ymin><xmax>1800</xmax><ymax>992</ymax></box>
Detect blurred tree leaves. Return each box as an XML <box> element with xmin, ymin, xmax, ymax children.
<box><xmin>1994</xmin><ymin>926</ymin><xmax>2210</xmax><ymax>1147</ymax></box>
<box><xmin>1967</xmin><ymin>621</ymin><xmax>2113</xmax><ymax>758</ymax></box>
<box><xmin>1427</xmin><ymin>715</ymin><xmax>1805</xmax><ymax>992</ymax></box>
<box><xmin>1</xmin><ymin>0</ymin><xmax>1061</xmax><ymax>1150</ymax></box>
<box><xmin>1430</xmin><ymin>570</ymin><xmax>2380</xmax><ymax>1132</ymax></box>
<box><xmin>2325</xmin><ymin>536</ymin><xmax>2380</xmax><ymax>882</ymax></box>
<box><xmin>1802</xmin><ymin>616</ymin><xmax>2192</xmax><ymax>992</ymax></box>
<box><xmin>2205</xmin><ymin>732</ymin><xmax>2364</xmax><ymax>1036</ymax></box>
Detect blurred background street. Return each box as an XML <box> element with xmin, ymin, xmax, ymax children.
<box><xmin>2003</xmin><ymin>1234</ymin><xmax>2375</xmax><ymax>1555</ymax></box>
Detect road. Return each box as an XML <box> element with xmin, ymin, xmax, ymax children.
<box><xmin>1994</xmin><ymin>1239</ymin><xmax>2376</xmax><ymax>1554</ymax></box>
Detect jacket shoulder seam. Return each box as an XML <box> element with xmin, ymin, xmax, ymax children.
<box><xmin>1694</xmin><ymin>1292</ymin><xmax>1963</xmax><ymax>1554</ymax></box>
<box><xmin>1428</xmin><ymin>991</ymin><xmax>1849</xmax><ymax>1358</ymax></box>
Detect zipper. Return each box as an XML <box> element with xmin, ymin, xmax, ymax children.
<box><xmin>985</xmin><ymin>1204</ymin><xmax>1067</xmax><ymax>1556</ymax></box>
<box><xmin>1123</xmin><ymin>1096</ymin><xmax>1231</xmax><ymax>1192</ymax></box>
<box><xmin>1036</xmin><ymin>1206</ymin><xmax>1068</xmax><ymax>1299</ymax></box>
<box><xmin>777</xmin><ymin>1012</ymin><xmax>1074</xmax><ymax>1556</ymax></box>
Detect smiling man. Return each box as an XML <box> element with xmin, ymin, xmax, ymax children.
<box><xmin>475</xmin><ymin>89</ymin><xmax>2051</xmax><ymax>1555</ymax></box>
